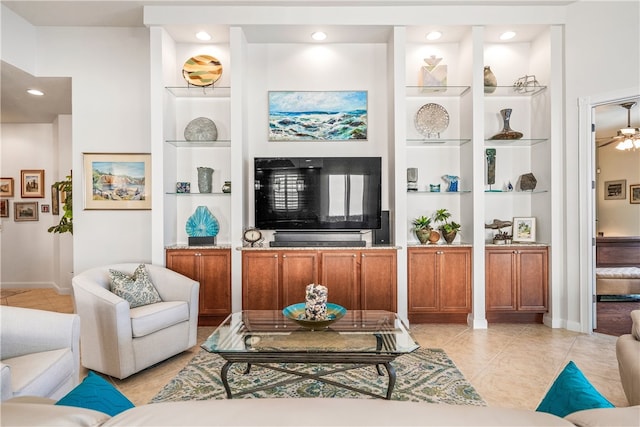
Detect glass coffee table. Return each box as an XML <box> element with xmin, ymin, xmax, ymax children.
<box><xmin>201</xmin><ymin>310</ymin><xmax>419</xmax><ymax>399</ymax></box>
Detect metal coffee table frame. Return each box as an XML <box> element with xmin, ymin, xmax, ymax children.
<box><xmin>202</xmin><ymin>310</ymin><xmax>419</xmax><ymax>400</ymax></box>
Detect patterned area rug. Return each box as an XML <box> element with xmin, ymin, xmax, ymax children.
<box><xmin>150</xmin><ymin>348</ymin><xmax>485</xmax><ymax>405</ymax></box>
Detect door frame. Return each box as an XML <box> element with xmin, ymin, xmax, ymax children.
<box><xmin>578</xmin><ymin>87</ymin><xmax>640</xmax><ymax>333</ymax></box>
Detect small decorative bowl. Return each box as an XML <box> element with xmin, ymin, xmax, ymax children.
<box><xmin>282</xmin><ymin>303</ymin><xmax>347</xmax><ymax>330</ymax></box>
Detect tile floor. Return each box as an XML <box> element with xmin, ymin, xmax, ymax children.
<box><xmin>1</xmin><ymin>288</ymin><xmax>630</xmax><ymax>409</ymax></box>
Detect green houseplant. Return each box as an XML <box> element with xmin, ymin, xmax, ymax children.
<box><xmin>48</xmin><ymin>175</ymin><xmax>73</xmax><ymax>235</ymax></box>
<box><xmin>434</xmin><ymin>208</ymin><xmax>461</xmax><ymax>244</ymax></box>
<box><xmin>412</xmin><ymin>215</ymin><xmax>432</xmax><ymax>244</ymax></box>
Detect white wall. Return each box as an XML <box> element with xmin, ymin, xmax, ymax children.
<box><xmin>1</xmin><ymin>124</ymin><xmax>57</xmax><ymax>288</ymax></box>
<box><xmin>564</xmin><ymin>0</ymin><xmax>640</xmax><ymax>330</ymax></box>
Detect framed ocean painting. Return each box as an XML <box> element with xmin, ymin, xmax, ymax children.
<box><xmin>268</xmin><ymin>91</ymin><xmax>367</xmax><ymax>141</ymax></box>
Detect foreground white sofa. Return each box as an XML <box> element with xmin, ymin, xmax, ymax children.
<box><xmin>72</xmin><ymin>263</ymin><xmax>199</xmax><ymax>379</ymax></box>
<box><xmin>0</xmin><ymin>307</ymin><xmax>80</xmax><ymax>401</ymax></box>
<box><xmin>616</xmin><ymin>309</ymin><xmax>640</xmax><ymax>406</ymax></box>
<box><xmin>2</xmin><ymin>396</ymin><xmax>639</xmax><ymax>426</ymax></box>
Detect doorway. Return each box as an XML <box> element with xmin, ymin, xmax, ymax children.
<box><xmin>591</xmin><ymin>97</ymin><xmax>640</xmax><ymax>336</ymax></box>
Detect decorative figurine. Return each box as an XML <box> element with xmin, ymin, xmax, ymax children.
<box><xmin>442</xmin><ymin>175</ymin><xmax>459</xmax><ymax>192</ymax></box>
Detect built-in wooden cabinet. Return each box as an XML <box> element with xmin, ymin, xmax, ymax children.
<box><xmin>407</xmin><ymin>246</ymin><xmax>472</xmax><ymax>323</ymax></box>
<box><xmin>485</xmin><ymin>246</ymin><xmax>548</xmax><ymax>322</ymax></box>
<box><xmin>243</xmin><ymin>249</ymin><xmax>397</xmax><ymax>312</ymax></box>
<box><xmin>166</xmin><ymin>248</ymin><xmax>232</xmax><ymax>325</ymax></box>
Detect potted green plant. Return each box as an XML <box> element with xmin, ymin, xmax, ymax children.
<box><xmin>48</xmin><ymin>175</ymin><xmax>73</xmax><ymax>235</ymax></box>
<box><xmin>434</xmin><ymin>208</ymin><xmax>461</xmax><ymax>244</ymax></box>
<box><xmin>412</xmin><ymin>215</ymin><xmax>432</xmax><ymax>244</ymax></box>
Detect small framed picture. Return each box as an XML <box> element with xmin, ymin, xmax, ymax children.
<box><xmin>51</xmin><ymin>185</ymin><xmax>60</xmax><ymax>215</ymax></box>
<box><xmin>512</xmin><ymin>217</ymin><xmax>536</xmax><ymax>243</ymax></box>
<box><xmin>604</xmin><ymin>179</ymin><xmax>626</xmax><ymax>200</ymax></box>
<box><xmin>0</xmin><ymin>178</ymin><xmax>14</xmax><ymax>197</ymax></box>
<box><xmin>14</xmin><ymin>201</ymin><xmax>39</xmax><ymax>221</ymax></box>
<box><xmin>0</xmin><ymin>199</ymin><xmax>9</xmax><ymax>217</ymax></box>
<box><xmin>21</xmin><ymin>170</ymin><xmax>45</xmax><ymax>198</ymax></box>
<box><xmin>631</xmin><ymin>184</ymin><xmax>640</xmax><ymax>204</ymax></box>
<box><xmin>41</xmin><ymin>204</ymin><xmax>50</xmax><ymax>213</ymax></box>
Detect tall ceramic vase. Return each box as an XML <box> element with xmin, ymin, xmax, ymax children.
<box><xmin>197</xmin><ymin>167</ymin><xmax>214</xmax><ymax>193</ymax></box>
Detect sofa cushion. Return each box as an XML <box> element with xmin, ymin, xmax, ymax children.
<box><xmin>1</xmin><ymin>400</ymin><xmax>111</xmax><ymax>427</ymax></box>
<box><xmin>56</xmin><ymin>371</ymin><xmax>134</xmax><ymax>416</ymax></box>
<box><xmin>2</xmin><ymin>348</ymin><xmax>73</xmax><ymax>398</ymax></box>
<box><xmin>130</xmin><ymin>301</ymin><xmax>189</xmax><ymax>338</ymax></box>
<box><xmin>536</xmin><ymin>361</ymin><xmax>614</xmax><ymax>418</ymax></box>
<box><xmin>109</xmin><ymin>264</ymin><xmax>162</xmax><ymax>308</ymax></box>
<box><xmin>565</xmin><ymin>405</ymin><xmax>640</xmax><ymax>427</ymax></box>
<box><xmin>630</xmin><ymin>310</ymin><xmax>640</xmax><ymax>340</ymax></box>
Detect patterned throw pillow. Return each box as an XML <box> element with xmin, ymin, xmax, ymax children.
<box><xmin>109</xmin><ymin>264</ymin><xmax>162</xmax><ymax>308</ymax></box>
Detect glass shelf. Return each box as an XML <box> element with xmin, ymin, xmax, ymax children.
<box><xmin>484</xmin><ymin>85</ymin><xmax>547</xmax><ymax>97</ymax></box>
<box><xmin>407</xmin><ymin>138</ymin><xmax>471</xmax><ymax>147</ymax></box>
<box><xmin>408</xmin><ymin>190</ymin><xmax>472</xmax><ymax>194</ymax></box>
<box><xmin>166</xmin><ymin>192</ymin><xmax>230</xmax><ymax>196</ymax></box>
<box><xmin>406</xmin><ymin>86</ymin><xmax>470</xmax><ymax>97</ymax></box>
<box><xmin>165</xmin><ymin>86</ymin><xmax>231</xmax><ymax>98</ymax></box>
<box><xmin>484</xmin><ymin>138</ymin><xmax>548</xmax><ymax>146</ymax></box>
<box><xmin>167</xmin><ymin>140</ymin><xmax>231</xmax><ymax>147</ymax></box>
<box><xmin>484</xmin><ymin>190</ymin><xmax>548</xmax><ymax>194</ymax></box>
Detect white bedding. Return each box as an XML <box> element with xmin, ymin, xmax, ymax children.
<box><xmin>596</xmin><ymin>266</ymin><xmax>640</xmax><ymax>279</ymax></box>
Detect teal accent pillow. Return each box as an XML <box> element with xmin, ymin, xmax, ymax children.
<box><xmin>109</xmin><ymin>264</ymin><xmax>162</xmax><ymax>308</ymax></box>
<box><xmin>56</xmin><ymin>371</ymin><xmax>135</xmax><ymax>416</ymax></box>
<box><xmin>536</xmin><ymin>361</ymin><xmax>614</xmax><ymax>418</ymax></box>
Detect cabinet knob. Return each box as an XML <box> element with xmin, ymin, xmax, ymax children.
<box><xmin>362</xmin><ymin>254</ymin><xmax>365</xmax><ymax>257</ymax></box>
<box><xmin>282</xmin><ymin>254</ymin><xmax>287</xmax><ymax>258</ymax></box>
<box><xmin>274</xmin><ymin>254</ymin><xmax>278</xmax><ymax>258</ymax></box>
<box><xmin>353</xmin><ymin>254</ymin><xmax>357</xmax><ymax>258</ymax></box>
<box><xmin>437</xmin><ymin>251</ymin><xmax>443</xmax><ymax>255</ymax></box>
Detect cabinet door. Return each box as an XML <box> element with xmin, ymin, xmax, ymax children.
<box><xmin>199</xmin><ymin>250</ymin><xmax>231</xmax><ymax>316</ymax></box>
<box><xmin>439</xmin><ymin>248</ymin><xmax>472</xmax><ymax>313</ymax></box>
<box><xmin>281</xmin><ymin>251</ymin><xmax>319</xmax><ymax>308</ymax></box>
<box><xmin>166</xmin><ymin>249</ymin><xmax>200</xmax><ymax>281</ymax></box>
<box><xmin>360</xmin><ymin>251</ymin><xmax>397</xmax><ymax>311</ymax></box>
<box><xmin>407</xmin><ymin>248</ymin><xmax>438</xmax><ymax>312</ymax></box>
<box><xmin>242</xmin><ymin>251</ymin><xmax>280</xmax><ymax>310</ymax></box>
<box><xmin>319</xmin><ymin>251</ymin><xmax>359</xmax><ymax>309</ymax></box>
<box><xmin>485</xmin><ymin>249</ymin><xmax>517</xmax><ymax>311</ymax></box>
<box><xmin>517</xmin><ymin>248</ymin><xmax>548</xmax><ymax>311</ymax></box>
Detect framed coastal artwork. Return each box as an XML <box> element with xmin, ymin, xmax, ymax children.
<box><xmin>0</xmin><ymin>177</ymin><xmax>14</xmax><ymax>197</ymax></box>
<box><xmin>20</xmin><ymin>170</ymin><xmax>45</xmax><ymax>198</ymax></box>
<box><xmin>268</xmin><ymin>91</ymin><xmax>368</xmax><ymax>141</ymax></box>
<box><xmin>512</xmin><ymin>217</ymin><xmax>536</xmax><ymax>243</ymax></box>
<box><xmin>83</xmin><ymin>153</ymin><xmax>151</xmax><ymax>210</ymax></box>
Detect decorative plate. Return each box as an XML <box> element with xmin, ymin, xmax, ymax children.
<box><xmin>185</xmin><ymin>206</ymin><xmax>219</xmax><ymax>237</ymax></box>
<box><xmin>182</xmin><ymin>55</ymin><xmax>223</xmax><ymax>87</ymax></box>
<box><xmin>415</xmin><ymin>103</ymin><xmax>450</xmax><ymax>138</ymax></box>
<box><xmin>282</xmin><ymin>303</ymin><xmax>347</xmax><ymax>330</ymax></box>
<box><xmin>184</xmin><ymin>117</ymin><xmax>218</xmax><ymax>141</ymax></box>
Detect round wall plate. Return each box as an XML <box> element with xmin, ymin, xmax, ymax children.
<box><xmin>182</xmin><ymin>55</ymin><xmax>223</xmax><ymax>87</ymax></box>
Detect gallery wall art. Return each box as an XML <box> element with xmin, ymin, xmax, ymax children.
<box><xmin>268</xmin><ymin>91</ymin><xmax>367</xmax><ymax>141</ymax></box>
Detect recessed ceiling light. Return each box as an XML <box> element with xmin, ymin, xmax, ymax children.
<box><xmin>426</xmin><ymin>31</ymin><xmax>442</xmax><ymax>41</ymax></box>
<box><xmin>27</xmin><ymin>89</ymin><xmax>44</xmax><ymax>96</ymax></box>
<box><xmin>311</xmin><ymin>31</ymin><xmax>327</xmax><ymax>41</ymax></box>
<box><xmin>500</xmin><ymin>31</ymin><xmax>516</xmax><ymax>41</ymax></box>
<box><xmin>195</xmin><ymin>31</ymin><xmax>211</xmax><ymax>41</ymax></box>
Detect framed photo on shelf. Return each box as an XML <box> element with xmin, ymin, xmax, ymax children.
<box><xmin>604</xmin><ymin>179</ymin><xmax>626</xmax><ymax>200</ymax></box>
<box><xmin>14</xmin><ymin>201</ymin><xmax>39</xmax><ymax>221</ymax></box>
<box><xmin>512</xmin><ymin>217</ymin><xmax>536</xmax><ymax>243</ymax></box>
<box><xmin>0</xmin><ymin>177</ymin><xmax>14</xmax><ymax>197</ymax></box>
<box><xmin>268</xmin><ymin>91</ymin><xmax>368</xmax><ymax>141</ymax></box>
<box><xmin>0</xmin><ymin>199</ymin><xmax>9</xmax><ymax>217</ymax></box>
<box><xmin>631</xmin><ymin>184</ymin><xmax>640</xmax><ymax>204</ymax></box>
<box><xmin>21</xmin><ymin>170</ymin><xmax>45</xmax><ymax>198</ymax></box>
<box><xmin>84</xmin><ymin>153</ymin><xmax>151</xmax><ymax>210</ymax></box>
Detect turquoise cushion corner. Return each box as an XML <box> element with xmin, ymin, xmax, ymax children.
<box><xmin>536</xmin><ymin>361</ymin><xmax>614</xmax><ymax>418</ymax></box>
<box><xmin>55</xmin><ymin>371</ymin><xmax>135</xmax><ymax>416</ymax></box>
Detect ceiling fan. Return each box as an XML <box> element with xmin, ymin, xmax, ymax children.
<box><xmin>597</xmin><ymin>102</ymin><xmax>640</xmax><ymax>150</ymax></box>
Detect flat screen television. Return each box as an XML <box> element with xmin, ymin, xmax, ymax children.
<box><xmin>255</xmin><ymin>157</ymin><xmax>382</xmax><ymax>230</ymax></box>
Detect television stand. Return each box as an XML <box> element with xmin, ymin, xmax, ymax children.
<box><xmin>269</xmin><ymin>231</ymin><xmax>366</xmax><ymax>247</ymax></box>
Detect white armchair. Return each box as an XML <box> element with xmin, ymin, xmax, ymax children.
<box><xmin>72</xmin><ymin>263</ymin><xmax>199</xmax><ymax>380</ymax></box>
<box><xmin>1</xmin><ymin>306</ymin><xmax>80</xmax><ymax>401</ymax></box>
